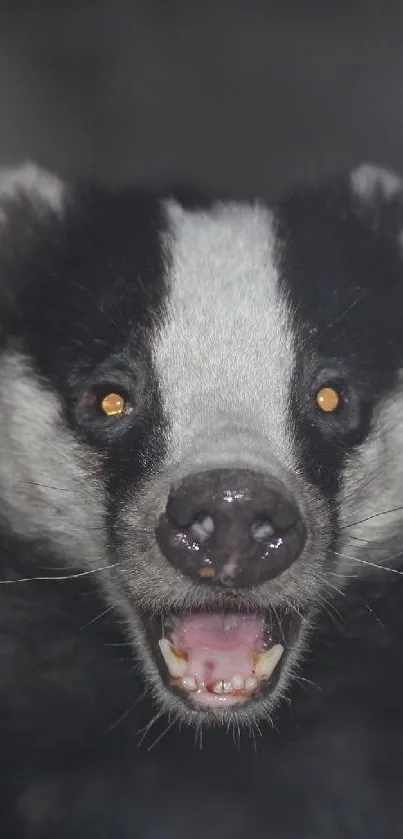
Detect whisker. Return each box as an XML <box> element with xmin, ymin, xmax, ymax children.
<box><xmin>315</xmin><ymin>591</ymin><xmax>344</xmax><ymax>628</ymax></box>
<box><xmin>234</xmin><ymin>718</ymin><xmax>241</xmax><ymax>750</ymax></box>
<box><xmin>365</xmin><ymin>603</ymin><xmax>385</xmax><ymax>629</ymax></box>
<box><xmin>70</xmin><ymin>280</ymin><xmax>127</xmax><ymax>341</ymax></box>
<box><xmin>294</xmin><ymin>675</ymin><xmax>322</xmax><ymax>692</ymax></box>
<box><xmin>343</xmin><ymin>540</ymin><xmax>403</xmax><ymax>566</ymax></box>
<box><xmin>141</xmin><ymin>610</ymin><xmax>159</xmax><ymax>633</ymax></box>
<box><xmin>340</xmin><ymin>464</ymin><xmax>384</xmax><ymax>509</ymax></box>
<box><xmin>24</xmin><ymin>480</ymin><xmax>81</xmax><ymax>494</ymax></box>
<box><xmin>325</xmin><ymin>292</ymin><xmax>367</xmax><ymax>336</ymax></box>
<box><xmin>248</xmin><ymin>723</ymin><xmax>258</xmax><ymax>753</ymax></box>
<box><xmin>36</xmin><ymin>557</ymin><xmax>107</xmax><ymax>572</ymax></box>
<box><xmin>251</xmin><ymin>718</ymin><xmax>263</xmax><ymax>738</ymax></box>
<box><xmin>334</xmin><ymin>550</ymin><xmax>403</xmax><ymax>576</ymax></box>
<box><xmin>146</xmin><ymin>714</ymin><xmax>179</xmax><ymax>752</ymax></box>
<box><xmin>272</xmin><ymin>605</ymin><xmax>285</xmax><ymax>645</ymax></box>
<box><xmin>80</xmin><ymin>604</ymin><xmax>114</xmax><ymax>629</ymax></box>
<box><xmin>136</xmin><ymin>709</ymin><xmax>164</xmax><ymax>748</ymax></box>
<box><xmin>0</xmin><ymin>563</ymin><xmax>118</xmax><ymax>585</ymax></box>
<box><xmin>194</xmin><ymin>721</ymin><xmax>204</xmax><ymax>750</ymax></box>
<box><xmin>322</xmin><ymin>580</ymin><xmax>345</xmax><ymax>598</ymax></box>
<box><xmin>341</xmin><ymin>505</ymin><xmax>403</xmax><ymax>530</ymax></box>
<box><xmin>109</xmin><ymin>687</ymin><xmax>148</xmax><ymax>732</ymax></box>
<box><xmin>344</xmin><ymin>534</ymin><xmax>372</xmax><ymax>544</ymax></box>
<box><xmin>286</xmin><ymin>601</ymin><xmax>304</xmax><ymax>622</ymax></box>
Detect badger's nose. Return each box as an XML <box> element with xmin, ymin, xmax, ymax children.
<box><xmin>155</xmin><ymin>468</ymin><xmax>306</xmax><ymax>587</ymax></box>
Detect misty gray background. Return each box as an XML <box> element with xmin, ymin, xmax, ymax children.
<box><xmin>1</xmin><ymin>1</ymin><xmax>403</xmax><ymax>199</ymax></box>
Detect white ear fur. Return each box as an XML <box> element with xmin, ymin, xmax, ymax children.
<box><xmin>350</xmin><ymin>162</ymin><xmax>403</xmax><ymax>204</ymax></box>
<box><xmin>0</xmin><ymin>161</ymin><xmax>66</xmax><ymax>221</ymax></box>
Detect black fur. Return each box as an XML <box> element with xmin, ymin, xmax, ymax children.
<box><xmin>275</xmin><ymin>177</ymin><xmax>403</xmax><ymax>496</ymax></box>
<box><xmin>2</xmin><ymin>574</ymin><xmax>403</xmax><ymax>837</ymax></box>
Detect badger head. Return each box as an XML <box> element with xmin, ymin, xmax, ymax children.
<box><xmin>0</xmin><ymin>162</ymin><xmax>402</xmax><ymax>727</ymax></box>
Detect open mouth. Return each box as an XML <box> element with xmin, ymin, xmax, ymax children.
<box><xmin>145</xmin><ymin>608</ymin><xmax>301</xmax><ymax>711</ymax></box>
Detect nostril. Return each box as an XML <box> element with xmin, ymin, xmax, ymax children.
<box><xmin>166</xmin><ymin>496</ymin><xmax>194</xmax><ymax>529</ymax></box>
<box><xmin>250</xmin><ymin>516</ymin><xmax>276</xmax><ymax>543</ymax></box>
<box><xmin>189</xmin><ymin>514</ymin><xmax>215</xmax><ymax>544</ymax></box>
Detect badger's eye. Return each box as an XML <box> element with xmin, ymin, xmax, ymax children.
<box><xmin>75</xmin><ymin>379</ymin><xmax>137</xmax><ymax>432</ymax></box>
<box><xmin>315</xmin><ymin>386</ymin><xmax>340</xmax><ymax>413</ymax></box>
<box><xmin>100</xmin><ymin>392</ymin><xmax>126</xmax><ymax>417</ymax></box>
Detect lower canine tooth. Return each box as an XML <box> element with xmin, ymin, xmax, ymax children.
<box><xmin>254</xmin><ymin>644</ymin><xmax>284</xmax><ymax>681</ymax></box>
<box><xmin>181</xmin><ymin>675</ymin><xmax>198</xmax><ymax>692</ymax></box>
<box><xmin>158</xmin><ymin>638</ymin><xmax>188</xmax><ymax>678</ymax></box>
<box><xmin>245</xmin><ymin>676</ymin><xmax>258</xmax><ymax>691</ymax></box>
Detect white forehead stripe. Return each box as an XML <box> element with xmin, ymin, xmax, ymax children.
<box><xmin>155</xmin><ymin>200</ymin><xmax>296</xmax><ymax>469</ymax></box>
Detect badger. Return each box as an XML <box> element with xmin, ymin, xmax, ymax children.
<box><xmin>1</xmin><ymin>162</ymin><xmax>403</xmax><ymax>837</ymax></box>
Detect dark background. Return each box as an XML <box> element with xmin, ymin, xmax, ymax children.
<box><xmin>1</xmin><ymin>0</ymin><xmax>403</xmax><ymax>199</ymax></box>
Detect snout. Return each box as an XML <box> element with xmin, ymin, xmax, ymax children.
<box><xmin>156</xmin><ymin>468</ymin><xmax>307</xmax><ymax>588</ymax></box>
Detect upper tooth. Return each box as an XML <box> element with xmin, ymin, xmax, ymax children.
<box><xmin>254</xmin><ymin>644</ymin><xmax>284</xmax><ymax>681</ymax></box>
<box><xmin>158</xmin><ymin>639</ymin><xmax>188</xmax><ymax>678</ymax></box>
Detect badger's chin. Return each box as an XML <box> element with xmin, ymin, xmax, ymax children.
<box><xmin>137</xmin><ymin>603</ymin><xmax>309</xmax><ymax>724</ymax></box>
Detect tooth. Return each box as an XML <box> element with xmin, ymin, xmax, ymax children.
<box><xmin>181</xmin><ymin>675</ymin><xmax>198</xmax><ymax>692</ymax></box>
<box><xmin>232</xmin><ymin>674</ymin><xmax>244</xmax><ymax>690</ymax></box>
<box><xmin>254</xmin><ymin>644</ymin><xmax>284</xmax><ymax>681</ymax></box>
<box><xmin>244</xmin><ymin>676</ymin><xmax>258</xmax><ymax>692</ymax></box>
<box><xmin>212</xmin><ymin>679</ymin><xmax>234</xmax><ymax>694</ymax></box>
<box><xmin>158</xmin><ymin>638</ymin><xmax>188</xmax><ymax>678</ymax></box>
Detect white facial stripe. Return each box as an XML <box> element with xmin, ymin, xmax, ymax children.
<box><xmin>0</xmin><ymin>351</ymin><xmax>105</xmax><ymax>565</ymax></box>
<box><xmin>339</xmin><ymin>386</ymin><xmax>403</xmax><ymax>568</ymax></box>
<box><xmin>155</xmin><ymin>200</ymin><xmax>296</xmax><ymax>473</ymax></box>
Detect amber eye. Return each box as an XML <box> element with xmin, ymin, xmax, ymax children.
<box><xmin>316</xmin><ymin>386</ymin><xmax>340</xmax><ymax>413</ymax></box>
<box><xmin>100</xmin><ymin>392</ymin><xmax>126</xmax><ymax>417</ymax></box>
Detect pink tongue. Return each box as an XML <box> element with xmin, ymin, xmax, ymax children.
<box><xmin>172</xmin><ymin>614</ymin><xmax>265</xmax><ymax>684</ymax></box>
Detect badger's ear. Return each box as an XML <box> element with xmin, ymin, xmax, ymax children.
<box><xmin>350</xmin><ymin>162</ymin><xmax>403</xmax><ymax>231</ymax></box>
<box><xmin>0</xmin><ymin>161</ymin><xmax>66</xmax><ymax>222</ymax></box>
<box><xmin>0</xmin><ymin>163</ymin><xmax>68</xmax><ymax>328</ymax></box>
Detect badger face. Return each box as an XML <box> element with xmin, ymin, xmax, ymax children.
<box><xmin>1</xmin><ymin>162</ymin><xmax>403</xmax><ymax>727</ymax></box>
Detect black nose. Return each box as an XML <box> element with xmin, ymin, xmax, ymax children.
<box><xmin>156</xmin><ymin>468</ymin><xmax>306</xmax><ymax>588</ymax></box>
